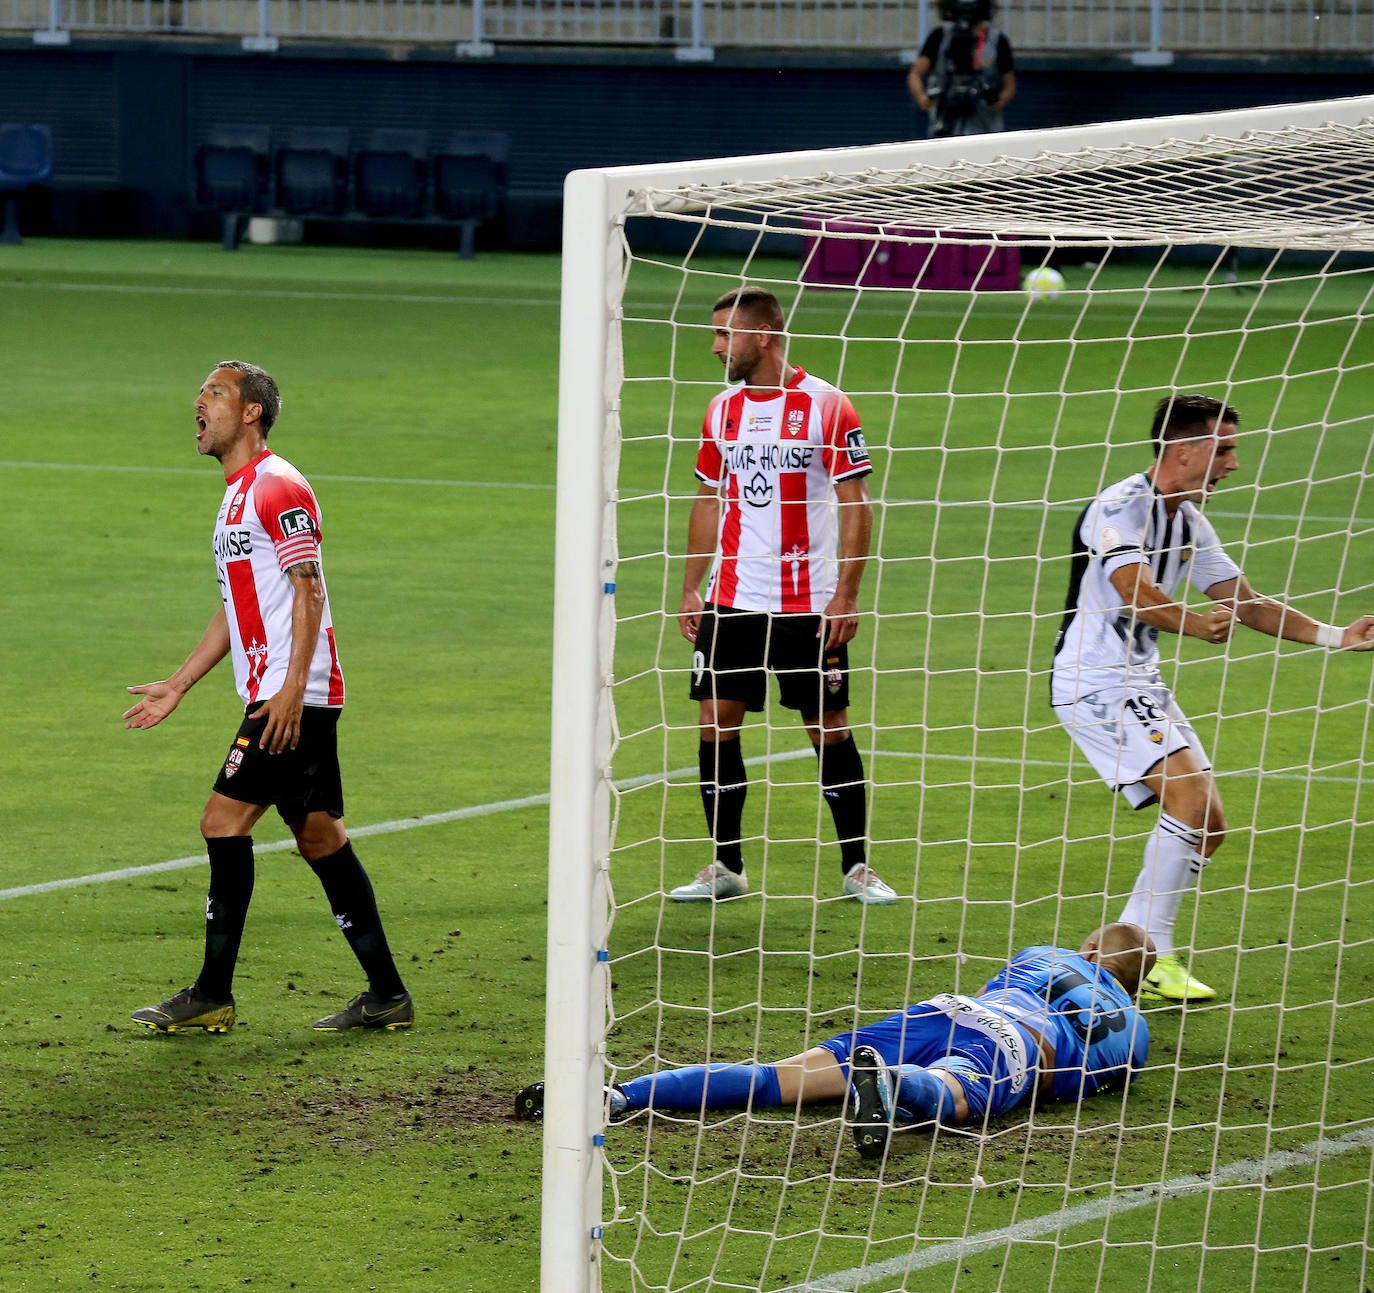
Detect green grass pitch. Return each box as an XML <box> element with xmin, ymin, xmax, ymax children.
<box><xmin>1</xmin><ymin>238</ymin><xmax>1371</xmax><ymax>1292</ymax></box>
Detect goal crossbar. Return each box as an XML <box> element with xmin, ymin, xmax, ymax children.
<box><xmin>585</xmin><ymin>94</ymin><xmax>1374</xmax><ymax>220</ymax></box>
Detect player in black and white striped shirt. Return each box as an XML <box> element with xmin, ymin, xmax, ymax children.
<box><xmin>1052</xmin><ymin>394</ymin><xmax>1374</xmax><ymax>1002</ymax></box>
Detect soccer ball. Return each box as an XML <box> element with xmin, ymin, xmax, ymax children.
<box><xmin>1023</xmin><ymin>266</ymin><xmax>1066</xmax><ymax>300</ymax></box>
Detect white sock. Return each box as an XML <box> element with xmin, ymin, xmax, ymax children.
<box><xmin>1119</xmin><ymin>813</ymin><xmax>1205</xmax><ymax>956</ymax></box>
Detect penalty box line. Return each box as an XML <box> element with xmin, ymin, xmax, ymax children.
<box><xmin>1</xmin><ymin>747</ymin><xmax>1363</xmax><ymax>904</ymax></box>
<box><xmin>6</xmin><ymin>463</ymin><xmax>1364</xmax><ymax>527</ymax></box>
<box><xmin>4</xmin><ymin>462</ymin><xmax>1361</xmax><ymax>527</ymax></box>
<box><xmin>0</xmin><ymin>460</ymin><xmax>554</xmax><ymax>491</ymax></box>
<box><xmin>778</xmin><ymin>1124</ymin><xmax>1374</xmax><ymax>1292</ymax></box>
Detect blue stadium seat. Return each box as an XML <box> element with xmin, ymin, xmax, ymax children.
<box><xmin>0</xmin><ymin>123</ymin><xmax>54</xmax><ymax>246</ymax></box>
<box><xmin>195</xmin><ymin>124</ymin><xmax>271</xmax><ymax>250</ymax></box>
<box><xmin>433</xmin><ymin>131</ymin><xmax>508</xmax><ymax>259</ymax></box>
<box><xmin>276</xmin><ymin>126</ymin><xmax>350</xmax><ymax>217</ymax></box>
<box><xmin>355</xmin><ymin>128</ymin><xmax>428</xmax><ymax>220</ymax></box>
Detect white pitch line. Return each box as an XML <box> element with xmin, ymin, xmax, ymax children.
<box><xmin>779</xmin><ymin>1124</ymin><xmax>1374</xmax><ymax>1292</ymax></box>
<box><xmin>0</xmin><ymin>460</ymin><xmax>554</xmax><ymax>491</ymax></box>
<box><xmin>7</xmin><ymin>461</ymin><xmax>1367</xmax><ymax>523</ymax></box>
<box><xmin>5</xmin><ymin>275</ymin><xmax>1346</xmax><ymax>324</ymax></box>
<box><xmin>0</xmin><ymin>754</ymin><xmax>809</xmax><ymax>903</ymax></box>
<box><xmin>1019</xmin><ymin>501</ymin><xmax>1370</xmax><ymax>527</ymax></box>
<box><xmin>864</xmin><ymin>748</ymin><xmax>1371</xmax><ymax>788</ymax></box>
<box><xmin>2</xmin><ymin>747</ymin><xmax>1362</xmax><ymax>904</ymax></box>
<box><xmin>626</xmin><ymin>747</ymin><xmax>1369</xmax><ymax>790</ymax></box>
<box><xmin>1</xmin><ymin>280</ymin><xmax>560</xmax><ymax>308</ymax></box>
<box><xmin>2</xmin><ymin>463</ymin><xmax>1361</xmax><ymax>523</ymax></box>
<box><xmin>0</xmin><ymin>791</ymin><xmax>552</xmax><ymax>903</ymax></box>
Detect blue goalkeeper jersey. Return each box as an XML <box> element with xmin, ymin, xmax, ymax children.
<box><xmin>978</xmin><ymin>946</ymin><xmax>1149</xmax><ymax>1102</ymax></box>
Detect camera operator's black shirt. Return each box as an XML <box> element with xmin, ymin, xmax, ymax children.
<box><xmin>919</xmin><ymin>22</ymin><xmax>1014</xmax><ymax>75</ymax></box>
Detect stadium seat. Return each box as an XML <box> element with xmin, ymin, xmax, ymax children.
<box><xmin>355</xmin><ymin>128</ymin><xmax>428</xmax><ymax>220</ymax></box>
<box><xmin>433</xmin><ymin>131</ymin><xmax>508</xmax><ymax>259</ymax></box>
<box><xmin>194</xmin><ymin>124</ymin><xmax>271</xmax><ymax>251</ymax></box>
<box><xmin>276</xmin><ymin>126</ymin><xmax>350</xmax><ymax>217</ymax></box>
<box><xmin>0</xmin><ymin>122</ymin><xmax>54</xmax><ymax>246</ymax></box>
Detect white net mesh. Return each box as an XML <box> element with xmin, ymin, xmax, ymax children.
<box><xmin>571</xmin><ymin>103</ymin><xmax>1374</xmax><ymax>1293</ymax></box>
<box><xmin>627</xmin><ymin>120</ymin><xmax>1374</xmax><ymax>250</ymax></box>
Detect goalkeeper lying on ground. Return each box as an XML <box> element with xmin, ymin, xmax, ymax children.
<box><xmin>515</xmin><ymin>922</ymin><xmax>1154</xmax><ymax>1159</ymax></box>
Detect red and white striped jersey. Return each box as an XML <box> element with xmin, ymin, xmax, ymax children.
<box><xmin>212</xmin><ymin>449</ymin><xmax>345</xmax><ymax>709</ymax></box>
<box><xmin>695</xmin><ymin>367</ymin><xmax>871</xmax><ymax>613</ymax></box>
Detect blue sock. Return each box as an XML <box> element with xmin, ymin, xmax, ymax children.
<box><xmin>891</xmin><ymin>1065</ymin><xmax>962</xmax><ymax>1125</ymax></box>
<box><xmin>620</xmin><ymin>1064</ymin><xmax>783</xmax><ymax>1112</ymax></box>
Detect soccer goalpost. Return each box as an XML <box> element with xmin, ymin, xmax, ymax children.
<box><xmin>546</xmin><ymin>96</ymin><xmax>1374</xmax><ymax>1292</ymax></box>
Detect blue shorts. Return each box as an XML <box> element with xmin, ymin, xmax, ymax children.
<box><xmin>818</xmin><ymin>996</ymin><xmax>1040</xmax><ymax>1119</ymax></box>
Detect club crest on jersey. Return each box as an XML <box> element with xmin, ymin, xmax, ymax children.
<box><xmin>785</xmin><ymin>408</ymin><xmax>807</xmax><ymax>437</ymax></box>
<box><xmin>224</xmin><ymin>748</ymin><xmax>244</xmax><ymax>778</ymax></box>
<box><xmin>826</xmin><ymin>669</ymin><xmax>843</xmax><ymax>694</ymax></box>
<box><xmin>277</xmin><ymin>507</ymin><xmax>315</xmax><ymax>539</ymax></box>
<box><xmin>741</xmin><ymin>472</ymin><xmax>773</xmax><ymax>507</ymax></box>
<box><xmin>227</xmin><ymin>492</ymin><xmax>248</xmax><ymax>524</ymax></box>
<box><xmin>845</xmin><ymin>428</ymin><xmax>870</xmax><ymax>465</ymax></box>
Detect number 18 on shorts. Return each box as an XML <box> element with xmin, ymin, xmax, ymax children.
<box><xmin>1055</xmin><ymin>683</ymin><xmax>1210</xmax><ymax>807</ymax></box>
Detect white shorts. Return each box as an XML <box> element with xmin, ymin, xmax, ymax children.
<box><xmin>1053</xmin><ymin>682</ymin><xmax>1210</xmax><ymax>809</ymax></box>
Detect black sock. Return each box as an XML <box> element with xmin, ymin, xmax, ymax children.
<box><xmin>196</xmin><ymin>836</ymin><xmax>255</xmax><ymax>1001</ymax></box>
<box><xmin>816</xmin><ymin>734</ymin><xmax>868</xmax><ymax>875</ymax></box>
<box><xmin>699</xmin><ymin>738</ymin><xmax>747</xmax><ymax>874</ymax></box>
<box><xmin>307</xmin><ymin>841</ymin><xmax>406</xmax><ymax>999</ymax></box>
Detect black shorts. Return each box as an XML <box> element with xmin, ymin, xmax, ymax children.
<box><xmin>212</xmin><ymin>705</ymin><xmax>345</xmax><ymax>821</ymax></box>
<box><xmin>689</xmin><ymin>605</ymin><xmax>850</xmax><ymax>714</ymax></box>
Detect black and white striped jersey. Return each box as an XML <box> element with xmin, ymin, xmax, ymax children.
<box><xmin>1051</xmin><ymin>472</ymin><xmax>1241</xmax><ymax>706</ymax></box>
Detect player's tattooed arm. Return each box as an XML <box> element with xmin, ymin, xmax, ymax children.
<box><xmin>285</xmin><ymin>560</ymin><xmax>321</xmax><ymax>580</ymax></box>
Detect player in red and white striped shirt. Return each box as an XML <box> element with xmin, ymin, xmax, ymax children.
<box><xmin>674</xmin><ymin>287</ymin><xmax>897</xmax><ymax>905</ymax></box>
<box><xmin>125</xmin><ymin>362</ymin><xmax>411</xmax><ymax>1034</ymax></box>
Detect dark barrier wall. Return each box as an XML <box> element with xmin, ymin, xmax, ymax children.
<box><xmin>1</xmin><ymin>39</ymin><xmax>1370</xmax><ymax>247</ymax></box>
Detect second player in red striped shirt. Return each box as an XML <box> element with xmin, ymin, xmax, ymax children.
<box><xmin>675</xmin><ymin>287</ymin><xmax>896</xmax><ymax>905</ymax></box>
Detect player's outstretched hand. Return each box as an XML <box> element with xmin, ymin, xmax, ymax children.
<box><xmin>1194</xmin><ymin>604</ymin><xmax>1236</xmax><ymax>644</ymax></box>
<box><xmin>1340</xmin><ymin>616</ymin><xmax>1374</xmax><ymax>650</ymax></box>
<box><xmin>679</xmin><ymin>589</ymin><xmax>706</xmax><ymax>643</ymax></box>
<box><xmin>123</xmin><ymin>681</ymin><xmax>183</xmax><ymax>730</ymax></box>
<box><xmin>250</xmin><ymin>689</ymin><xmax>304</xmax><ymax>754</ymax></box>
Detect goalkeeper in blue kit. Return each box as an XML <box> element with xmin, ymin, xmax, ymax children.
<box><xmin>516</xmin><ymin>922</ymin><xmax>1154</xmax><ymax>1158</ymax></box>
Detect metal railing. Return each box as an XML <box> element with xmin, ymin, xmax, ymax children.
<box><xmin>7</xmin><ymin>0</ymin><xmax>1373</xmax><ymax>57</ymax></box>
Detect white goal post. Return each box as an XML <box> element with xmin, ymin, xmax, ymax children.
<box><xmin>546</xmin><ymin>95</ymin><xmax>1374</xmax><ymax>1293</ymax></box>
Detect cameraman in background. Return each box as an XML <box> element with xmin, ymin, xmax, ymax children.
<box><xmin>908</xmin><ymin>0</ymin><xmax>1016</xmax><ymax>138</ymax></box>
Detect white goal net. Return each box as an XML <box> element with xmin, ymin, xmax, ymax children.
<box><xmin>544</xmin><ymin>96</ymin><xmax>1374</xmax><ymax>1293</ymax></box>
